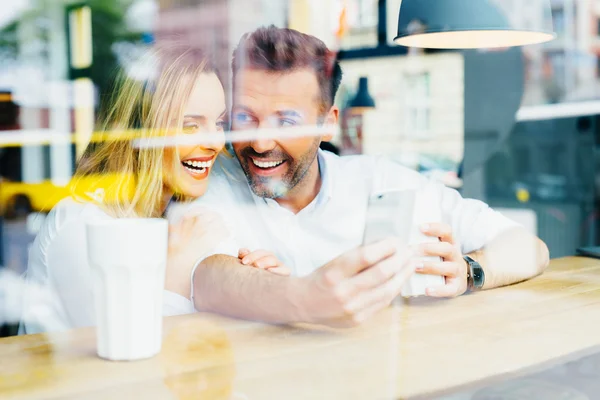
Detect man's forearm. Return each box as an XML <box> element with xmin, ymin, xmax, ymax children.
<box><xmin>468</xmin><ymin>227</ymin><xmax>550</xmax><ymax>290</ymax></box>
<box><xmin>192</xmin><ymin>254</ymin><xmax>304</xmax><ymax>324</ymax></box>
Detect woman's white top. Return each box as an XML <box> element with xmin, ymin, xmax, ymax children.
<box><xmin>19</xmin><ymin>198</ymin><xmax>230</xmax><ymax>334</ymax></box>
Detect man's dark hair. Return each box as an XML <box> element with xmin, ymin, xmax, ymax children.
<box><xmin>232</xmin><ymin>25</ymin><xmax>343</xmax><ymax>112</ymax></box>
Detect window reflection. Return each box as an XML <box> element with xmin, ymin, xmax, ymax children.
<box><xmin>0</xmin><ymin>0</ymin><xmax>594</xmax><ymax>378</ymax></box>
<box><xmin>0</xmin><ymin>3</ymin><xmax>597</xmax><ymax>400</ymax></box>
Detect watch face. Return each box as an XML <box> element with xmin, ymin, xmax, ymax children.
<box><xmin>465</xmin><ymin>256</ymin><xmax>485</xmax><ymax>289</ymax></box>
<box><xmin>472</xmin><ymin>264</ymin><xmax>485</xmax><ymax>288</ymax></box>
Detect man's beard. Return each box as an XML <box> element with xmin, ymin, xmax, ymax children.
<box><xmin>234</xmin><ymin>139</ymin><xmax>320</xmax><ymax>199</ymax></box>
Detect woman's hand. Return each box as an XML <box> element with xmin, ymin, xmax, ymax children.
<box><xmin>166</xmin><ymin>209</ymin><xmax>229</xmax><ymax>298</ymax></box>
<box><xmin>238</xmin><ymin>249</ymin><xmax>291</xmax><ymax>276</ymax></box>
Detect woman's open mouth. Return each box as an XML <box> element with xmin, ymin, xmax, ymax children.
<box><xmin>181</xmin><ymin>157</ymin><xmax>214</xmax><ymax>180</ymax></box>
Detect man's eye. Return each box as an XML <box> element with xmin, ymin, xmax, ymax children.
<box><xmin>280</xmin><ymin>118</ymin><xmax>297</xmax><ymax>127</ymax></box>
<box><xmin>234</xmin><ymin>112</ymin><xmax>255</xmax><ymax>124</ymax></box>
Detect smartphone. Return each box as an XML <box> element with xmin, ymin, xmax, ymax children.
<box><xmin>363</xmin><ymin>188</ymin><xmax>445</xmax><ymax>297</ymax></box>
<box><xmin>363</xmin><ymin>190</ymin><xmax>415</xmax><ymax>246</ymax></box>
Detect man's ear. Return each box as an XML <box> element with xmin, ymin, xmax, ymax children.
<box><xmin>322</xmin><ymin>106</ymin><xmax>339</xmax><ymax>142</ymax></box>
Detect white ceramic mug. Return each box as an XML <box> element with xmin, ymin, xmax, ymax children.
<box><xmin>86</xmin><ymin>218</ymin><xmax>168</xmax><ymax>361</ymax></box>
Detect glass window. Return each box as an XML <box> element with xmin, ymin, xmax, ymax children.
<box><xmin>1</xmin><ymin>6</ymin><xmax>599</xmax><ymax>400</ymax></box>
<box><xmin>405</xmin><ymin>72</ymin><xmax>431</xmax><ymax>137</ymax></box>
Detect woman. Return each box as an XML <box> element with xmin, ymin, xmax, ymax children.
<box><xmin>20</xmin><ymin>46</ymin><xmax>286</xmax><ymax>334</ymax></box>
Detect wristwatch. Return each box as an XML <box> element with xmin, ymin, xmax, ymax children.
<box><xmin>464</xmin><ymin>255</ymin><xmax>485</xmax><ymax>291</ymax></box>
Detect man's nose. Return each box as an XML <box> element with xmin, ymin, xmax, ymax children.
<box><xmin>251</xmin><ymin>137</ymin><xmax>277</xmax><ymax>154</ymax></box>
<box><xmin>251</xmin><ymin>118</ymin><xmax>278</xmax><ymax>153</ymax></box>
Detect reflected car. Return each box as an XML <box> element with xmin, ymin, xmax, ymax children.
<box><xmin>416</xmin><ymin>154</ymin><xmax>462</xmax><ymax>189</ymax></box>
<box><xmin>390</xmin><ymin>153</ymin><xmax>462</xmax><ymax>189</ymax></box>
<box><xmin>0</xmin><ymin>174</ymin><xmax>135</xmax><ymax>219</ymax></box>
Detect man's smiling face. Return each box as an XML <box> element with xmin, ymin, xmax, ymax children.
<box><xmin>231</xmin><ymin>68</ymin><xmax>324</xmax><ymax>199</ymax></box>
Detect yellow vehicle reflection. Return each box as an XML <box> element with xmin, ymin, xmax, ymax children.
<box><xmin>0</xmin><ymin>173</ymin><xmax>135</xmax><ymax>219</ymax></box>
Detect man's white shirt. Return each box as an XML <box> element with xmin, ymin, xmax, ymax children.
<box><xmin>195</xmin><ymin>150</ymin><xmax>520</xmax><ymax>277</ymax></box>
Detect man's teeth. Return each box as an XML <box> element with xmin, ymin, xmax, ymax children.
<box><xmin>252</xmin><ymin>159</ymin><xmax>284</xmax><ymax>169</ymax></box>
<box><xmin>182</xmin><ymin>160</ymin><xmax>212</xmax><ymax>169</ymax></box>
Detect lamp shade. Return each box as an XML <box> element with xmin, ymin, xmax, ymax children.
<box><xmin>394</xmin><ymin>0</ymin><xmax>555</xmax><ymax>49</ymax></box>
<box><xmin>349</xmin><ymin>77</ymin><xmax>376</xmax><ymax>109</ymax></box>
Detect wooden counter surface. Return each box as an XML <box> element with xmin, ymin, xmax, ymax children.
<box><xmin>2</xmin><ymin>256</ymin><xmax>600</xmax><ymax>399</ymax></box>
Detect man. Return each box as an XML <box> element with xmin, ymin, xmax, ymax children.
<box><xmin>192</xmin><ymin>26</ymin><xmax>549</xmax><ymax>328</ymax></box>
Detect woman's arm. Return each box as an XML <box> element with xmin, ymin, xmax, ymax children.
<box><xmin>21</xmin><ymin>215</ymin><xmax>91</xmax><ymax>333</ymax></box>
<box><xmin>44</xmin><ymin>219</ymin><xmax>97</xmax><ymax>329</ymax></box>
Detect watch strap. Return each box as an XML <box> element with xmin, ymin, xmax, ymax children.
<box><xmin>463</xmin><ymin>255</ymin><xmax>484</xmax><ymax>291</ymax></box>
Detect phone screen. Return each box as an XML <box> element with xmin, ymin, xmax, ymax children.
<box><xmin>362</xmin><ymin>190</ymin><xmax>416</xmax><ymax>247</ymax></box>
<box><xmin>363</xmin><ymin>189</ymin><xmax>444</xmax><ymax>298</ymax></box>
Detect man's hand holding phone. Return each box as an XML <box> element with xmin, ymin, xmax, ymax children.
<box><xmin>416</xmin><ymin>222</ymin><xmax>469</xmax><ymax>298</ymax></box>
<box><xmin>288</xmin><ymin>238</ymin><xmax>417</xmax><ymax>328</ymax></box>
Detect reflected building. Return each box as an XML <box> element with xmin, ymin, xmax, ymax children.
<box><xmin>289</xmin><ymin>0</ymin><xmax>465</xmax><ymax>171</ymax></box>
<box><xmin>339</xmin><ymin>53</ymin><xmax>464</xmax><ymax>168</ymax></box>
<box><xmin>501</xmin><ymin>0</ymin><xmax>599</xmax><ymax>105</ymax></box>
<box><xmin>156</xmin><ymin>0</ymin><xmax>287</xmax><ymax>97</ymax></box>
<box><xmin>485</xmin><ymin>102</ymin><xmax>599</xmax><ymax>257</ymax></box>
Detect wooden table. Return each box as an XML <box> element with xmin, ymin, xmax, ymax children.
<box><xmin>2</xmin><ymin>256</ymin><xmax>600</xmax><ymax>400</ymax></box>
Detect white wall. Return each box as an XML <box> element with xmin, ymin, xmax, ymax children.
<box><xmin>340</xmin><ymin>53</ymin><xmax>465</xmax><ymax>164</ymax></box>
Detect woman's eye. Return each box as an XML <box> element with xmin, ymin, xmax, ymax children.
<box><xmin>182</xmin><ymin>124</ymin><xmax>199</xmax><ymax>133</ymax></box>
<box><xmin>216</xmin><ymin>120</ymin><xmax>227</xmax><ymax>130</ymax></box>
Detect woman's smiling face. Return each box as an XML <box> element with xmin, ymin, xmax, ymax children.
<box><xmin>163</xmin><ymin>72</ymin><xmax>227</xmax><ymax>199</ymax></box>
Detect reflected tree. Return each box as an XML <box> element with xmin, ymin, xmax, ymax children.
<box><xmin>0</xmin><ymin>0</ymin><xmax>144</xmax><ymax>115</ymax></box>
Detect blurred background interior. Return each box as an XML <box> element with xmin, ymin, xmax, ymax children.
<box><xmin>0</xmin><ymin>0</ymin><xmax>600</xmax><ymax>334</ymax></box>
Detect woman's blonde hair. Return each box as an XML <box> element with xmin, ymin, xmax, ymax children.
<box><xmin>74</xmin><ymin>45</ymin><xmax>217</xmax><ymax>218</ymax></box>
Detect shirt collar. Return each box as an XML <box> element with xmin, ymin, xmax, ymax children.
<box><xmin>314</xmin><ymin>149</ymin><xmax>333</xmax><ymax>208</ymax></box>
